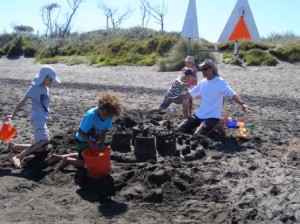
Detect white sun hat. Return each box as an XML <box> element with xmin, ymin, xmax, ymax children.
<box><xmin>184</xmin><ymin>55</ymin><xmax>195</xmax><ymax>65</ymax></box>
<box><xmin>32</xmin><ymin>65</ymin><xmax>61</xmax><ymax>86</ymax></box>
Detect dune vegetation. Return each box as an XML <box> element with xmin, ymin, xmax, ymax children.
<box><xmin>0</xmin><ymin>28</ymin><xmax>300</xmax><ymax>71</ymax></box>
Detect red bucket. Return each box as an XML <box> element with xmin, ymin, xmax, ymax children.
<box><xmin>82</xmin><ymin>147</ymin><xmax>111</xmax><ymax>179</ymax></box>
<box><xmin>0</xmin><ymin>122</ymin><xmax>17</xmax><ymax>142</ymax></box>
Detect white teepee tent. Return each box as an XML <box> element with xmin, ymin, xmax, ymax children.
<box><xmin>218</xmin><ymin>0</ymin><xmax>260</xmax><ymax>43</ymax></box>
<box><xmin>181</xmin><ymin>0</ymin><xmax>199</xmax><ymax>39</ymax></box>
<box><xmin>181</xmin><ymin>0</ymin><xmax>199</xmax><ymax>54</ymax></box>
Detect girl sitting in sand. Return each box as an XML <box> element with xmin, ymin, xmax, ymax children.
<box><xmin>47</xmin><ymin>91</ymin><xmax>122</xmax><ymax>169</ymax></box>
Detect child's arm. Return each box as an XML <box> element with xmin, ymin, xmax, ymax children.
<box><xmin>5</xmin><ymin>96</ymin><xmax>29</xmax><ymax>121</ymax></box>
<box><xmin>167</xmin><ymin>92</ymin><xmax>191</xmax><ymax>104</ymax></box>
<box><xmin>98</xmin><ymin>129</ymin><xmax>107</xmax><ymax>150</ymax></box>
<box><xmin>78</xmin><ymin>128</ymin><xmax>106</xmax><ymax>151</ymax></box>
<box><xmin>176</xmin><ymin>78</ymin><xmax>189</xmax><ymax>87</ymax></box>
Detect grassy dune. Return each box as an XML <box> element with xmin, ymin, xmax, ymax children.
<box><xmin>1</xmin><ymin>28</ymin><xmax>299</xmax><ymax>70</ymax></box>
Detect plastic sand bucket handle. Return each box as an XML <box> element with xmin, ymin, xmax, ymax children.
<box><xmin>0</xmin><ymin>122</ymin><xmax>17</xmax><ymax>142</ymax></box>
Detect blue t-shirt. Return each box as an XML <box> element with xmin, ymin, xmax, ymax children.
<box><xmin>25</xmin><ymin>85</ymin><xmax>50</xmax><ymax>122</ymax></box>
<box><xmin>75</xmin><ymin>107</ymin><xmax>112</xmax><ymax>143</ymax></box>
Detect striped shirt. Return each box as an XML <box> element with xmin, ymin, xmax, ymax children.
<box><xmin>168</xmin><ymin>75</ymin><xmax>189</xmax><ymax>96</ymax></box>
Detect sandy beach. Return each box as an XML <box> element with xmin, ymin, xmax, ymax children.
<box><xmin>0</xmin><ymin>57</ymin><xmax>300</xmax><ymax>223</ymax></box>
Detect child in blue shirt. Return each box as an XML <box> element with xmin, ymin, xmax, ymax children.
<box><xmin>48</xmin><ymin>91</ymin><xmax>122</xmax><ymax>169</ymax></box>
<box><xmin>3</xmin><ymin>66</ymin><xmax>61</xmax><ymax>169</ymax></box>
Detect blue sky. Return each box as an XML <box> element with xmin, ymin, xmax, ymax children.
<box><xmin>0</xmin><ymin>0</ymin><xmax>299</xmax><ymax>43</ymax></box>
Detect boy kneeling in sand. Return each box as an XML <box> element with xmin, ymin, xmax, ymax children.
<box><xmin>144</xmin><ymin>68</ymin><xmax>197</xmax><ymax>118</ymax></box>
<box><xmin>48</xmin><ymin>91</ymin><xmax>122</xmax><ymax>169</ymax></box>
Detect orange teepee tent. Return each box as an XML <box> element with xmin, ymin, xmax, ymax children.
<box><xmin>218</xmin><ymin>0</ymin><xmax>259</xmax><ymax>43</ymax></box>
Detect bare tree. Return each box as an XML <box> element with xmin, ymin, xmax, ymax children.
<box><xmin>140</xmin><ymin>1</ymin><xmax>150</xmax><ymax>28</ymax></box>
<box><xmin>41</xmin><ymin>3</ymin><xmax>61</xmax><ymax>37</ymax></box>
<box><xmin>41</xmin><ymin>0</ymin><xmax>84</xmax><ymax>38</ymax></box>
<box><xmin>61</xmin><ymin>0</ymin><xmax>84</xmax><ymax>38</ymax></box>
<box><xmin>140</xmin><ymin>0</ymin><xmax>168</xmax><ymax>31</ymax></box>
<box><xmin>98</xmin><ymin>1</ymin><xmax>132</xmax><ymax>29</ymax></box>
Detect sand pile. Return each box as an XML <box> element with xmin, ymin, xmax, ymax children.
<box><xmin>0</xmin><ymin>57</ymin><xmax>300</xmax><ymax>223</ymax></box>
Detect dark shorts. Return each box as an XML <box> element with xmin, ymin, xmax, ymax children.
<box><xmin>76</xmin><ymin>139</ymin><xmax>89</xmax><ymax>161</ymax></box>
<box><xmin>177</xmin><ymin>114</ymin><xmax>220</xmax><ymax>136</ymax></box>
<box><xmin>77</xmin><ymin>151</ymin><xmax>84</xmax><ymax>161</ymax></box>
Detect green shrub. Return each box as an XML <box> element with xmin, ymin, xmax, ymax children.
<box><xmin>66</xmin><ymin>56</ymin><xmax>88</xmax><ymax>66</ymax></box>
<box><xmin>159</xmin><ymin>39</ymin><xmax>215</xmax><ymax>72</ymax></box>
<box><xmin>261</xmin><ymin>31</ymin><xmax>300</xmax><ymax>45</ymax></box>
<box><xmin>0</xmin><ymin>48</ymin><xmax>5</xmax><ymax>56</ymax></box>
<box><xmin>37</xmin><ymin>46</ymin><xmax>59</xmax><ymax>58</ymax></box>
<box><xmin>38</xmin><ymin>56</ymin><xmax>65</xmax><ymax>64</ymax></box>
<box><xmin>7</xmin><ymin>45</ymin><xmax>22</xmax><ymax>58</ymax></box>
<box><xmin>58</xmin><ymin>47</ymin><xmax>77</xmax><ymax>56</ymax></box>
<box><xmin>0</xmin><ymin>33</ymin><xmax>17</xmax><ymax>48</ymax></box>
<box><xmin>239</xmin><ymin>41</ymin><xmax>274</xmax><ymax>51</ymax></box>
<box><xmin>23</xmin><ymin>46</ymin><xmax>36</xmax><ymax>57</ymax></box>
<box><xmin>88</xmin><ymin>54</ymin><xmax>98</xmax><ymax>65</ymax></box>
<box><xmin>108</xmin><ymin>39</ymin><xmax>126</xmax><ymax>55</ymax></box>
<box><xmin>2</xmin><ymin>29</ymin><xmax>298</xmax><ymax>67</ymax></box>
<box><xmin>6</xmin><ymin>36</ymin><xmax>25</xmax><ymax>58</ymax></box>
<box><xmin>262</xmin><ymin>56</ymin><xmax>278</xmax><ymax>66</ymax></box>
<box><xmin>222</xmin><ymin>52</ymin><xmax>234</xmax><ymax>64</ymax></box>
<box><xmin>159</xmin><ymin>37</ymin><xmax>177</xmax><ymax>55</ymax></box>
<box><xmin>137</xmin><ymin>53</ymin><xmax>157</xmax><ymax>66</ymax></box>
<box><xmin>218</xmin><ymin>41</ymin><xmax>274</xmax><ymax>52</ymax></box>
<box><xmin>269</xmin><ymin>42</ymin><xmax>300</xmax><ymax>63</ymax></box>
<box><xmin>241</xmin><ymin>49</ymin><xmax>278</xmax><ymax>66</ymax></box>
<box><xmin>76</xmin><ymin>44</ymin><xmax>94</xmax><ymax>55</ymax></box>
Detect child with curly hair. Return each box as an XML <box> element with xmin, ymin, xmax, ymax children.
<box><xmin>48</xmin><ymin>91</ymin><xmax>122</xmax><ymax>169</ymax></box>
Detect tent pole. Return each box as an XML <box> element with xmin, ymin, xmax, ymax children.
<box><xmin>188</xmin><ymin>38</ymin><xmax>191</xmax><ymax>55</ymax></box>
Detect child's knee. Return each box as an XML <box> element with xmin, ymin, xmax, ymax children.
<box><xmin>44</xmin><ymin>139</ymin><xmax>50</xmax><ymax>144</ymax></box>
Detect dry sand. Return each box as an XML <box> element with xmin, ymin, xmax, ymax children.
<box><xmin>0</xmin><ymin>57</ymin><xmax>300</xmax><ymax>223</ymax></box>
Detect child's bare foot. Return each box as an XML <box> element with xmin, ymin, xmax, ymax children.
<box><xmin>180</xmin><ymin>114</ymin><xmax>189</xmax><ymax>119</ymax></box>
<box><xmin>214</xmin><ymin>121</ymin><xmax>225</xmax><ymax>134</ymax></box>
<box><xmin>2</xmin><ymin>142</ymin><xmax>15</xmax><ymax>153</ymax></box>
<box><xmin>46</xmin><ymin>154</ymin><xmax>63</xmax><ymax>165</ymax></box>
<box><xmin>57</xmin><ymin>157</ymin><xmax>69</xmax><ymax>170</ymax></box>
<box><xmin>12</xmin><ymin>156</ymin><xmax>22</xmax><ymax>169</ymax></box>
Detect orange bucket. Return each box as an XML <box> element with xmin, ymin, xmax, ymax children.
<box><xmin>82</xmin><ymin>147</ymin><xmax>111</xmax><ymax>179</ymax></box>
<box><xmin>0</xmin><ymin>122</ymin><xmax>17</xmax><ymax>142</ymax></box>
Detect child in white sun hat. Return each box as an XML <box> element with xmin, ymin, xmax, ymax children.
<box><xmin>3</xmin><ymin>65</ymin><xmax>61</xmax><ymax>169</ymax></box>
